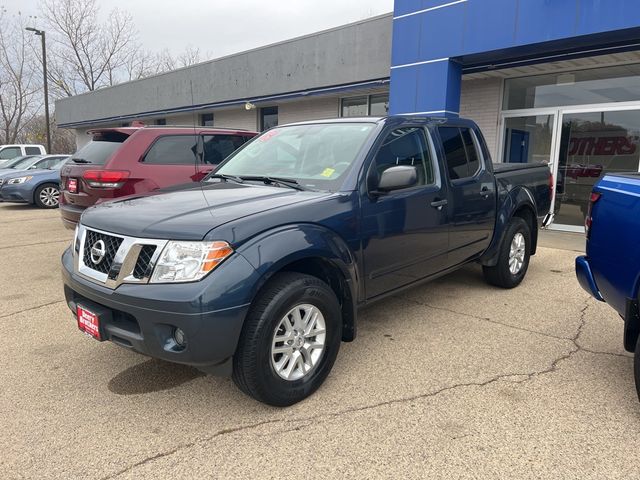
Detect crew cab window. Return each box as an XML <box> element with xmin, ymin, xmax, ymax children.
<box><xmin>0</xmin><ymin>147</ymin><xmax>20</xmax><ymax>159</ymax></box>
<box><xmin>202</xmin><ymin>135</ymin><xmax>247</xmax><ymax>165</ymax></box>
<box><xmin>143</xmin><ymin>136</ymin><xmax>197</xmax><ymax>165</ymax></box>
<box><xmin>439</xmin><ymin>127</ymin><xmax>482</xmax><ymax>180</ymax></box>
<box><xmin>372</xmin><ymin>127</ymin><xmax>434</xmax><ymax>187</ymax></box>
<box><xmin>25</xmin><ymin>147</ymin><xmax>42</xmax><ymax>155</ymax></box>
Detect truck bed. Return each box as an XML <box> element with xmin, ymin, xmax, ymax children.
<box><xmin>492</xmin><ymin>162</ymin><xmax>552</xmax><ymax>220</ymax></box>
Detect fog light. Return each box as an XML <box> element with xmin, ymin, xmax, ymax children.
<box><xmin>173</xmin><ymin>328</ymin><xmax>186</xmax><ymax>347</ymax></box>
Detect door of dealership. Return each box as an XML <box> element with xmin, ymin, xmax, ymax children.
<box><xmin>499</xmin><ymin>64</ymin><xmax>640</xmax><ymax>231</ymax></box>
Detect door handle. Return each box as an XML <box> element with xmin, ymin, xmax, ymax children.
<box><xmin>480</xmin><ymin>186</ymin><xmax>491</xmax><ymax>198</ymax></box>
<box><xmin>430</xmin><ymin>199</ymin><xmax>448</xmax><ymax>210</ymax></box>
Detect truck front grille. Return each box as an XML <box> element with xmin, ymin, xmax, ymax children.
<box><xmin>133</xmin><ymin>245</ymin><xmax>157</xmax><ymax>279</ymax></box>
<box><xmin>77</xmin><ymin>226</ymin><xmax>168</xmax><ymax>289</ymax></box>
<box><xmin>83</xmin><ymin>230</ymin><xmax>123</xmax><ymax>275</ymax></box>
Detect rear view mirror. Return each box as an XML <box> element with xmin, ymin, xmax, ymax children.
<box><xmin>376</xmin><ymin>165</ymin><xmax>417</xmax><ymax>193</ymax></box>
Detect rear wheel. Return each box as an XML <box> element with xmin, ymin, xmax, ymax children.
<box><xmin>34</xmin><ymin>183</ymin><xmax>60</xmax><ymax>209</ymax></box>
<box><xmin>483</xmin><ymin>217</ymin><xmax>531</xmax><ymax>289</ymax></box>
<box><xmin>232</xmin><ymin>272</ymin><xmax>342</xmax><ymax>406</ymax></box>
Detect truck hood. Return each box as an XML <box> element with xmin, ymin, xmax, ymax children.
<box><xmin>80</xmin><ymin>182</ymin><xmax>332</xmax><ymax>240</ymax></box>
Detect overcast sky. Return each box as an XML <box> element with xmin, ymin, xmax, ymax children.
<box><xmin>12</xmin><ymin>0</ymin><xmax>394</xmax><ymax>59</ymax></box>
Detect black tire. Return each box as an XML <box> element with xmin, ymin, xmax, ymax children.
<box><xmin>482</xmin><ymin>217</ymin><xmax>531</xmax><ymax>289</ymax></box>
<box><xmin>232</xmin><ymin>272</ymin><xmax>342</xmax><ymax>406</ymax></box>
<box><xmin>34</xmin><ymin>183</ymin><xmax>60</xmax><ymax>209</ymax></box>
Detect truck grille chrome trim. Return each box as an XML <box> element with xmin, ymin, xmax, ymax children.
<box><xmin>74</xmin><ymin>224</ymin><xmax>168</xmax><ymax>289</ymax></box>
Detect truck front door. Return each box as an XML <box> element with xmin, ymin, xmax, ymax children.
<box><xmin>437</xmin><ymin>126</ymin><xmax>497</xmax><ymax>266</ymax></box>
<box><xmin>361</xmin><ymin>126</ymin><xmax>449</xmax><ymax>299</ymax></box>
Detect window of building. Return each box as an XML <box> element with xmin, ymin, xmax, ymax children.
<box><xmin>200</xmin><ymin>113</ymin><xmax>214</xmax><ymax>126</ymax></box>
<box><xmin>260</xmin><ymin>107</ymin><xmax>278</xmax><ymax>131</ymax></box>
<box><xmin>341</xmin><ymin>96</ymin><xmax>368</xmax><ymax>117</ymax></box>
<box><xmin>341</xmin><ymin>94</ymin><xmax>390</xmax><ymax>117</ymax></box>
<box><xmin>503</xmin><ymin>64</ymin><xmax>640</xmax><ymax>110</ymax></box>
<box><xmin>142</xmin><ymin>136</ymin><xmax>197</xmax><ymax>165</ymax></box>
<box><xmin>439</xmin><ymin>127</ymin><xmax>482</xmax><ymax>180</ymax></box>
<box><xmin>371</xmin><ymin>127</ymin><xmax>434</xmax><ymax>187</ymax></box>
<box><xmin>154</xmin><ymin>118</ymin><xmax>167</xmax><ymax>126</ymax></box>
<box><xmin>369</xmin><ymin>94</ymin><xmax>390</xmax><ymax>116</ymax></box>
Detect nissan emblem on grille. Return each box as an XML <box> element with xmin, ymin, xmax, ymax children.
<box><xmin>90</xmin><ymin>240</ymin><xmax>106</xmax><ymax>265</ymax></box>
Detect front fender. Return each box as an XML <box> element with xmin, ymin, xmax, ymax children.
<box><xmin>480</xmin><ymin>186</ymin><xmax>538</xmax><ymax>266</ymax></box>
<box><xmin>237</xmin><ymin>223</ymin><xmax>359</xmax><ymax>299</ymax></box>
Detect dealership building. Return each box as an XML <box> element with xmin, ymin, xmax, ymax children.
<box><xmin>57</xmin><ymin>0</ymin><xmax>640</xmax><ymax>231</ymax></box>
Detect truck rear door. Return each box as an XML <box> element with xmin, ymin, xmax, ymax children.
<box><xmin>436</xmin><ymin>125</ymin><xmax>497</xmax><ymax>266</ymax></box>
<box><xmin>361</xmin><ymin>125</ymin><xmax>449</xmax><ymax>299</ymax></box>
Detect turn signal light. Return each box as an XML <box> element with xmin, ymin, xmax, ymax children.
<box><xmin>83</xmin><ymin>170</ymin><xmax>130</xmax><ymax>188</ymax></box>
<box><xmin>202</xmin><ymin>242</ymin><xmax>235</xmax><ymax>272</ymax></box>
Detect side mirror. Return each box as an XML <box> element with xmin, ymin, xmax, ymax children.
<box><xmin>376</xmin><ymin>165</ymin><xmax>418</xmax><ymax>193</ymax></box>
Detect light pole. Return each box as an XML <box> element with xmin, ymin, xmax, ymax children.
<box><xmin>26</xmin><ymin>27</ymin><xmax>51</xmax><ymax>154</ymax></box>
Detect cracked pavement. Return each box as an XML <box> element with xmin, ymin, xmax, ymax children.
<box><xmin>1</xmin><ymin>203</ymin><xmax>639</xmax><ymax>479</ymax></box>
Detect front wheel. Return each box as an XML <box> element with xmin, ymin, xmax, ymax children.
<box><xmin>483</xmin><ymin>217</ymin><xmax>531</xmax><ymax>289</ymax></box>
<box><xmin>232</xmin><ymin>272</ymin><xmax>342</xmax><ymax>406</ymax></box>
<box><xmin>34</xmin><ymin>183</ymin><xmax>60</xmax><ymax>209</ymax></box>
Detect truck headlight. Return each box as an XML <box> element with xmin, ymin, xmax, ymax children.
<box><xmin>150</xmin><ymin>241</ymin><xmax>233</xmax><ymax>283</ymax></box>
<box><xmin>7</xmin><ymin>176</ymin><xmax>33</xmax><ymax>184</ymax></box>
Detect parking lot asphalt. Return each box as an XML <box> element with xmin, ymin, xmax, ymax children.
<box><xmin>1</xmin><ymin>202</ymin><xmax>639</xmax><ymax>479</ymax></box>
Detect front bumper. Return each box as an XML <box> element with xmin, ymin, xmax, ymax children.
<box><xmin>61</xmin><ymin>247</ymin><xmax>254</xmax><ymax>375</ymax></box>
<box><xmin>0</xmin><ymin>184</ymin><xmax>32</xmax><ymax>203</ymax></box>
<box><xmin>575</xmin><ymin>256</ymin><xmax>605</xmax><ymax>302</ymax></box>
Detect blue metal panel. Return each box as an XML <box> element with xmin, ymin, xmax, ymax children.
<box><xmin>463</xmin><ymin>0</ymin><xmax>519</xmax><ymax>53</ymax></box>
<box><xmin>391</xmin><ymin>15</ymin><xmax>422</xmax><ymax>67</ymax></box>
<box><xmin>390</xmin><ymin>60</ymin><xmax>461</xmax><ymax>115</ymax></box>
<box><xmin>389</xmin><ymin>67</ymin><xmax>419</xmax><ymax>114</ymax></box>
<box><xmin>394</xmin><ymin>0</ymin><xmax>466</xmax><ymax>17</ymax></box>
<box><xmin>417</xmin><ymin>2</ymin><xmax>466</xmax><ymax>60</ymax></box>
<box><xmin>390</xmin><ymin>0</ymin><xmax>640</xmax><ymax>114</ymax></box>
<box><xmin>576</xmin><ymin>0</ymin><xmax>640</xmax><ymax>35</ymax></box>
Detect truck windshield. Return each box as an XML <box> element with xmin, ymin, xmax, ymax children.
<box><xmin>211</xmin><ymin>123</ymin><xmax>376</xmax><ymax>191</ymax></box>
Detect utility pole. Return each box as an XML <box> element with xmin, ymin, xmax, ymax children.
<box><xmin>26</xmin><ymin>27</ymin><xmax>51</xmax><ymax>153</ymax></box>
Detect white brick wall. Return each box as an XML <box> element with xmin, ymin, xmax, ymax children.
<box><xmin>279</xmin><ymin>97</ymin><xmax>341</xmax><ymax>124</ymax></box>
<box><xmin>213</xmin><ymin>109</ymin><xmax>258</xmax><ymax>131</ymax></box>
<box><xmin>460</xmin><ymin>78</ymin><xmax>503</xmax><ymax>161</ymax></box>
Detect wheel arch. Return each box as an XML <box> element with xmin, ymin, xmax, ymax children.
<box><xmin>481</xmin><ymin>186</ymin><xmax>539</xmax><ymax>267</ymax></box>
<box><xmin>236</xmin><ymin>224</ymin><xmax>360</xmax><ymax>342</ymax></box>
<box><xmin>32</xmin><ymin>181</ymin><xmax>60</xmax><ymax>206</ymax></box>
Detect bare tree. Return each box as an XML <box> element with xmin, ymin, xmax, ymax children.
<box><xmin>19</xmin><ymin>114</ymin><xmax>76</xmax><ymax>154</ymax></box>
<box><xmin>0</xmin><ymin>10</ymin><xmax>41</xmax><ymax>144</ymax></box>
<box><xmin>42</xmin><ymin>0</ymin><xmax>140</xmax><ymax>96</ymax></box>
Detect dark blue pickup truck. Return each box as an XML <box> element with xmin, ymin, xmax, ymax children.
<box><xmin>62</xmin><ymin>116</ymin><xmax>552</xmax><ymax>405</ymax></box>
<box><xmin>576</xmin><ymin>173</ymin><xmax>640</xmax><ymax>397</ymax></box>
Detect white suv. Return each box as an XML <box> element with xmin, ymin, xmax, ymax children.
<box><xmin>0</xmin><ymin>145</ymin><xmax>47</xmax><ymax>162</ymax></box>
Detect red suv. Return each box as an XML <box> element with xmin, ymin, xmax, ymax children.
<box><xmin>59</xmin><ymin>126</ymin><xmax>256</xmax><ymax>229</ymax></box>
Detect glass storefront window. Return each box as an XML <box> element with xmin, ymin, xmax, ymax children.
<box><xmin>503</xmin><ymin>115</ymin><xmax>555</xmax><ymax>164</ymax></box>
<box><xmin>369</xmin><ymin>94</ymin><xmax>389</xmax><ymax>116</ymax></box>
<box><xmin>504</xmin><ymin>64</ymin><xmax>640</xmax><ymax>110</ymax></box>
<box><xmin>555</xmin><ymin>109</ymin><xmax>640</xmax><ymax>226</ymax></box>
<box><xmin>341</xmin><ymin>96</ymin><xmax>368</xmax><ymax>117</ymax></box>
<box><xmin>341</xmin><ymin>94</ymin><xmax>390</xmax><ymax>117</ymax></box>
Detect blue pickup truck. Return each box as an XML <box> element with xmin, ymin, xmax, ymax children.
<box><xmin>62</xmin><ymin>116</ymin><xmax>552</xmax><ymax>406</ymax></box>
<box><xmin>576</xmin><ymin>173</ymin><xmax>640</xmax><ymax>396</ymax></box>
